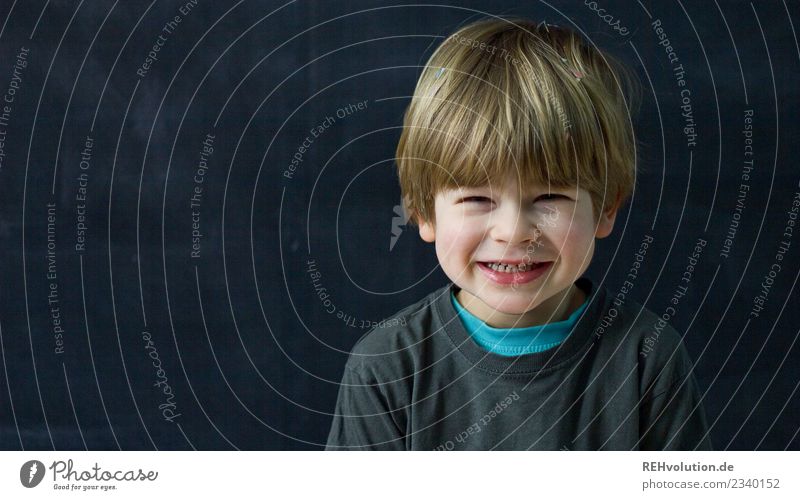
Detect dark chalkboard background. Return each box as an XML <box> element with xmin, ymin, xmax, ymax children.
<box><xmin>0</xmin><ymin>0</ymin><xmax>798</xmax><ymax>450</ymax></box>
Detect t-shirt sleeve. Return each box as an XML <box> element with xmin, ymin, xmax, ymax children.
<box><xmin>639</xmin><ymin>342</ymin><xmax>713</xmax><ymax>450</ymax></box>
<box><xmin>325</xmin><ymin>365</ymin><xmax>406</xmax><ymax>450</ymax></box>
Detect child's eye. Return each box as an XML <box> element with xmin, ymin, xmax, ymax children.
<box><xmin>536</xmin><ymin>193</ymin><xmax>567</xmax><ymax>202</ymax></box>
<box><xmin>461</xmin><ymin>196</ymin><xmax>491</xmax><ymax>203</ymax></box>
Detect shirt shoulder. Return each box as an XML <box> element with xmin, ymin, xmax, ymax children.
<box><xmin>343</xmin><ymin>285</ymin><xmax>449</xmax><ymax>376</ymax></box>
<box><xmin>607</xmin><ymin>293</ymin><xmax>697</xmax><ymax>398</ymax></box>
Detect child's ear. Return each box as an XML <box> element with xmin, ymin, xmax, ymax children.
<box><xmin>595</xmin><ymin>194</ymin><xmax>623</xmax><ymax>239</ymax></box>
<box><xmin>403</xmin><ymin>197</ymin><xmax>436</xmax><ymax>242</ymax></box>
<box><xmin>418</xmin><ymin>216</ymin><xmax>436</xmax><ymax>243</ymax></box>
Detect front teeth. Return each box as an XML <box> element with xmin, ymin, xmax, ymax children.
<box><xmin>486</xmin><ymin>262</ymin><xmax>531</xmax><ymax>273</ymax></box>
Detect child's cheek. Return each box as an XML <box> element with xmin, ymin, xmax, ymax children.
<box><xmin>438</xmin><ymin>224</ymin><xmax>478</xmax><ymax>260</ymax></box>
<box><xmin>433</xmin><ymin>223</ymin><xmax>456</xmax><ymax>254</ymax></box>
<box><xmin>561</xmin><ymin>218</ymin><xmax>594</xmax><ymax>249</ymax></box>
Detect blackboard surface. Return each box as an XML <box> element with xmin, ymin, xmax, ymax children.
<box><xmin>0</xmin><ymin>0</ymin><xmax>798</xmax><ymax>450</ymax></box>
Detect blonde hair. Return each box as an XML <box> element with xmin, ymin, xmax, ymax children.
<box><xmin>396</xmin><ymin>17</ymin><xmax>641</xmax><ymax>225</ymax></box>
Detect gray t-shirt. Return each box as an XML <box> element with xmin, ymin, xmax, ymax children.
<box><xmin>326</xmin><ymin>277</ymin><xmax>712</xmax><ymax>450</ymax></box>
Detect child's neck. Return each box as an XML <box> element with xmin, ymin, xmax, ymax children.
<box><xmin>456</xmin><ymin>284</ymin><xmax>586</xmax><ymax>329</ymax></box>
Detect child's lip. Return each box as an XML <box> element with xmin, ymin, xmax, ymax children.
<box><xmin>477</xmin><ymin>261</ymin><xmax>553</xmax><ymax>285</ymax></box>
<box><xmin>478</xmin><ymin>260</ymin><xmax>550</xmax><ymax>265</ymax></box>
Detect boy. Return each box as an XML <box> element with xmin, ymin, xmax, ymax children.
<box><xmin>326</xmin><ymin>18</ymin><xmax>711</xmax><ymax>450</ymax></box>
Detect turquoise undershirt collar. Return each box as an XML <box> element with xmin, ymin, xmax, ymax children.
<box><xmin>451</xmin><ymin>285</ymin><xmax>591</xmax><ymax>356</ymax></box>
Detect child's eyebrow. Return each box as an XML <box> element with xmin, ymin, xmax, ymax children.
<box><xmin>446</xmin><ymin>190</ymin><xmax>575</xmax><ymax>206</ymax></box>
<box><xmin>454</xmin><ymin>185</ymin><xmax>576</xmax><ymax>195</ymax></box>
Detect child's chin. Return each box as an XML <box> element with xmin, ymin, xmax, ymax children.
<box><xmin>484</xmin><ymin>296</ymin><xmax>540</xmax><ymax>315</ymax></box>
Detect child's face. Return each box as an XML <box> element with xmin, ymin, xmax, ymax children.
<box><xmin>418</xmin><ymin>177</ymin><xmax>618</xmax><ymax>327</ymax></box>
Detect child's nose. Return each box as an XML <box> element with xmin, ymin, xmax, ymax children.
<box><xmin>489</xmin><ymin>207</ymin><xmax>537</xmax><ymax>245</ymax></box>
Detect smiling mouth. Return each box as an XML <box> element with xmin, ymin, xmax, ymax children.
<box><xmin>479</xmin><ymin>261</ymin><xmax>549</xmax><ymax>273</ymax></box>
